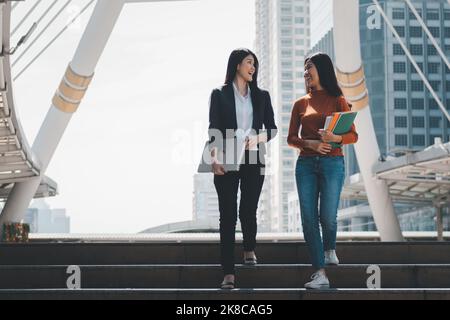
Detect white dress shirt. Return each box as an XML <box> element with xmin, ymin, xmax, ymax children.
<box><xmin>232</xmin><ymin>82</ymin><xmax>253</xmax><ymax>135</ymax></box>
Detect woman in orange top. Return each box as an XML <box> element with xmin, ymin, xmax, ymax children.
<box><xmin>287</xmin><ymin>52</ymin><xmax>358</xmax><ymax>289</ymax></box>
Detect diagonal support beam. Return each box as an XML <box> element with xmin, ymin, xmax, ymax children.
<box><xmin>333</xmin><ymin>0</ymin><xmax>403</xmax><ymax>241</ymax></box>
<box><xmin>0</xmin><ymin>0</ymin><xmax>125</xmax><ymax>226</ymax></box>
<box><xmin>372</xmin><ymin>0</ymin><xmax>450</xmax><ymax>123</ymax></box>
<box><xmin>404</xmin><ymin>0</ymin><xmax>450</xmax><ymax>73</ymax></box>
<box><xmin>0</xmin><ymin>0</ymin><xmax>195</xmax><ymax>228</ymax></box>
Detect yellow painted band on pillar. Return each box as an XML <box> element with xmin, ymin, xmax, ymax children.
<box><xmin>58</xmin><ymin>79</ymin><xmax>87</xmax><ymax>102</ymax></box>
<box><xmin>336</xmin><ymin>65</ymin><xmax>369</xmax><ymax>110</ymax></box>
<box><xmin>336</xmin><ymin>65</ymin><xmax>364</xmax><ymax>86</ymax></box>
<box><xmin>52</xmin><ymin>93</ymin><xmax>79</xmax><ymax>113</ymax></box>
<box><xmin>348</xmin><ymin>92</ymin><xmax>369</xmax><ymax>110</ymax></box>
<box><xmin>64</xmin><ymin>65</ymin><xmax>93</xmax><ymax>89</ymax></box>
<box><xmin>341</xmin><ymin>79</ymin><xmax>367</xmax><ymax>100</ymax></box>
<box><xmin>53</xmin><ymin>64</ymin><xmax>94</xmax><ymax>113</ymax></box>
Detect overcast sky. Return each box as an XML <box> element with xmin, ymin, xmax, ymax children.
<box><xmin>10</xmin><ymin>0</ymin><xmax>255</xmax><ymax>233</ymax></box>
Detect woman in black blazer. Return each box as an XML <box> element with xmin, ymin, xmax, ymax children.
<box><xmin>207</xmin><ymin>48</ymin><xmax>277</xmax><ymax>289</ymax></box>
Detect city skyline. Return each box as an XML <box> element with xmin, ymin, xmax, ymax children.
<box><xmin>9</xmin><ymin>0</ymin><xmax>256</xmax><ymax>233</ymax></box>
<box><xmin>5</xmin><ymin>0</ymin><xmax>449</xmax><ymax>234</ymax></box>
<box><xmin>255</xmin><ymin>0</ymin><xmax>310</xmax><ymax>233</ymax></box>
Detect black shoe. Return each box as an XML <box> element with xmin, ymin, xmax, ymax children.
<box><xmin>220</xmin><ymin>280</ymin><xmax>235</xmax><ymax>289</ymax></box>
<box><xmin>243</xmin><ymin>257</ymin><xmax>257</xmax><ymax>266</ymax></box>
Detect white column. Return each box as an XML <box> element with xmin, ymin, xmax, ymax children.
<box><xmin>0</xmin><ymin>0</ymin><xmax>126</xmax><ymax>226</ymax></box>
<box><xmin>333</xmin><ymin>0</ymin><xmax>403</xmax><ymax>241</ymax></box>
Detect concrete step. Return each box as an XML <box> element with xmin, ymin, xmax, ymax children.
<box><xmin>1</xmin><ymin>264</ymin><xmax>449</xmax><ymax>289</ymax></box>
<box><xmin>0</xmin><ymin>288</ymin><xmax>449</xmax><ymax>300</ymax></box>
<box><xmin>1</xmin><ymin>242</ymin><xmax>450</xmax><ymax>265</ymax></box>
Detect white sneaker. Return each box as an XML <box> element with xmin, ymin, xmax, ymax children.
<box><xmin>304</xmin><ymin>271</ymin><xmax>330</xmax><ymax>289</ymax></box>
<box><xmin>325</xmin><ymin>250</ymin><xmax>339</xmax><ymax>266</ymax></box>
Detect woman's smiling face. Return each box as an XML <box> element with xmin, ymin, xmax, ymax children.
<box><xmin>304</xmin><ymin>60</ymin><xmax>320</xmax><ymax>90</ymax></box>
<box><xmin>236</xmin><ymin>54</ymin><xmax>256</xmax><ymax>82</ymax></box>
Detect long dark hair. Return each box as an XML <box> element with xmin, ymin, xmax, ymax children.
<box><xmin>225</xmin><ymin>48</ymin><xmax>262</xmax><ymax>106</ymax></box>
<box><xmin>305</xmin><ymin>52</ymin><xmax>343</xmax><ymax>97</ymax></box>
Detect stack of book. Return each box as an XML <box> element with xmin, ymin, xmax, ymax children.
<box><xmin>323</xmin><ymin>111</ymin><xmax>358</xmax><ymax>148</ymax></box>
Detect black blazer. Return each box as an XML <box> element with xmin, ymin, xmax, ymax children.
<box><xmin>208</xmin><ymin>83</ymin><xmax>278</xmax><ymax>156</ymax></box>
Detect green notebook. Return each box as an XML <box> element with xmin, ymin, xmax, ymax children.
<box><xmin>325</xmin><ymin>111</ymin><xmax>357</xmax><ymax>149</ymax></box>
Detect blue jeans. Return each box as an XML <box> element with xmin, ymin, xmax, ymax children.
<box><xmin>295</xmin><ymin>155</ymin><xmax>345</xmax><ymax>269</ymax></box>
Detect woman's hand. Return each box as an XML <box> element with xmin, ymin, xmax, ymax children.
<box><xmin>318</xmin><ymin>129</ymin><xmax>343</xmax><ymax>144</ymax></box>
<box><xmin>305</xmin><ymin>140</ymin><xmax>332</xmax><ymax>155</ymax></box>
<box><xmin>245</xmin><ymin>136</ymin><xmax>258</xmax><ymax>150</ymax></box>
<box><xmin>245</xmin><ymin>133</ymin><xmax>267</xmax><ymax>150</ymax></box>
<box><xmin>210</xmin><ymin>148</ymin><xmax>226</xmax><ymax>175</ymax></box>
<box><xmin>212</xmin><ymin>158</ymin><xmax>226</xmax><ymax>175</ymax></box>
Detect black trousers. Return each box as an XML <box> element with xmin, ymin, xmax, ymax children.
<box><xmin>213</xmin><ymin>151</ymin><xmax>265</xmax><ymax>275</ymax></box>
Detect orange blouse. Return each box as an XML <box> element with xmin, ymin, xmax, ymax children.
<box><xmin>287</xmin><ymin>89</ymin><xmax>358</xmax><ymax>157</ymax></box>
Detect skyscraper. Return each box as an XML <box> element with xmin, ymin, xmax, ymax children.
<box><xmin>24</xmin><ymin>199</ymin><xmax>70</xmax><ymax>233</ymax></box>
<box><xmin>309</xmin><ymin>0</ymin><xmax>450</xmax><ymax>230</ymax></box>
<box><xmin>255</xmin><ymin>0</ymin><xmax>311</xmax><ymax>232</ymax></box>
<box><xmin>255</xmin><ymin>0</ymin><xmax>274</xmax><ymax>232</ymax></box>
<box><xmin>311</xmin><ymin>0</ymin><xmax>450</xmax><ymax>157</ymax></box>
<box><xmin>310</xmin><ymin>0</ymin><xmax>334</xmax><ymax>49</ymax></box>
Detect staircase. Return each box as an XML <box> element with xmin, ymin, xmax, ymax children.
<box><xmin>0</xmin><ymin>241</ymin><xmax>449</xmax><ymax>300</ymax></box>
